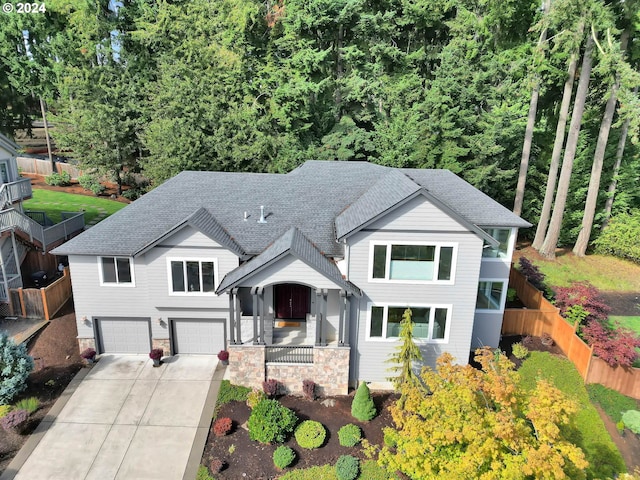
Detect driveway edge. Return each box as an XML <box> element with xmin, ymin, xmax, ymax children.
<box><xmin>0</xmin><ymin>366</ymin><xmax>91</xmax><ymax>480</ymax></box>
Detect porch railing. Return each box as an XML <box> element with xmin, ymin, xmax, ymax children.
<box><xmin>0</xmin><ymin>209</ymin><xmax>84</xmax><ymax>252</ymax></box>
<box><xmin>0</xmin><ymin>178</ymin><xmax>32</xmax><ymax>209</ymax></box>
<box><xmin>265</xmin><ymin>345</ymin><xmax>314</xmax><ymax>364</ymax></box>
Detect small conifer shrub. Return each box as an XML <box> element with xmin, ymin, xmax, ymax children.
<box><xmin>351</xmin><ymin>382</ymin><xmax>376</xmax><ymax>421</ymax></box>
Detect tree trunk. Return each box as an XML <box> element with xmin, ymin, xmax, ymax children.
<box><xmin>573</xmin><ymin>30</ymin><xmax>629</xmax><ymax>256</ymax></box>
<box><xmin>513</xmin><ymin>0</ymin><xmax>550</xmax><ymax>216</ymax></box>
<box><xmin>539</xmin><ymin>34</ymin><xmax>594</xmax><ymax>259</ymax></box>
<box><xmin>601</xmin><ymin>85</ymin><xmax>637</xmax><ymax>229</ymax></box>
<box><xmin>532</xmin><ymin>52</ymin><xmax>579</xmax><ymax>250</ymax></box>
<box><xmin>39</xmin><ymin>97</ymin><xmax>55</xmax><ymax>173</ymax></box>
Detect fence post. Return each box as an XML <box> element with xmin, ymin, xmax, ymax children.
<box><xmin>40</xmin><ymin>287</ymin><xmax>50</xmax><ymax>321</ymax></box>
<box><xmin>18</xmin><ymin>288</ymin><xmax>26</xmax><ymax>317</ymax></box>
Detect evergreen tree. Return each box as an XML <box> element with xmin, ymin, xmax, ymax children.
<box><xmin>351</xmin><ymin>382</ymin><xmax>376</xmax><ymax>422</ymax></box>
<box><xmin>386</xmin><ymin>308</ymin><xmax>423</xmax><ymax>391</ymax></box>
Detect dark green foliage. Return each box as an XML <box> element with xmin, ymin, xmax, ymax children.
<box><xmin>0</xmin><ymin>334</ymin><xmax>34</xmax><ymax>404</ymax></box>
<box><xmin>294</xmin><ymin>420</ymin><xmax>326</xmax><ymax>449</ymax></box>
<box><xmin>216</xmin><ymin>380</ymin><xmax>250</xmax><ymax>406</ymax></box>
<box><xmin>587</xmin><ymin>384</ymin><xmax>638</xmax><ymax>424</ymax></box>
<box><xmin>351</xmin><ymin>382</ymin><xmax>376</xmax><ymax>422</ymax></box>
<box><xmin>44</xmin><ymin>172</ymin><xmax>71</xmax><ymax>187</ymax></box>
<box><xmin>273</xmin><ymin>445</ymin><xmax>296</xmax><ymax>469</ymax></box>
<box><xmin>386</xmin><ymin>308</ymin><xmax>423</xmax><ymax>391</ymax></box>
<box><xmin>335</xmin><ymin>455</ymin><xmax>359</xmax><ymax>480</ymax></box>
<box><xmin>337</xmin><ymin>424</ymin><xmax>362</xmax><ymax>447</ymax></box>
<box><xmin>595</xmin><ymin>211</ymin><xmax>640</xmax><ymax>264</ymax></box>
<box><xmin>248</xmin><ymin>399</ymin><xmax>297</xmax><ymax>444</ymax></box>
<box><xmin>78</xmin><ymin>174</ymin><xmax>105</xmax><ymax>196</ymax></box>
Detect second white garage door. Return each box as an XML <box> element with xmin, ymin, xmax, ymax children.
<box><xmin>172</xmin><ymin>319</ymin><xmax>225</xmax><ymax>354</ymax></box>
<box><xmin>98</xmin><ymin>318</ymin><xmax>151</xmax><ymax>354</ymax></box>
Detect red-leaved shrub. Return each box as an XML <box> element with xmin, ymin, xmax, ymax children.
<box><xmin>518</xmin><ymin>257</ymin><xmax>546</xmax><ymax>291</ymax></box>
<box><xmin>582</xmin><ymin>320</ymin><xmax>640</xmax><ymax>367</ymax></box>
<box><xmin>263</xmin><ymin>378</ymin><xmax>279</xmax><ymax>397</ymax></box>
<box><xmin>553</xmin><ymin>282</ymin><xmax>610</xmax><ymax>323</ymax></box>
<box><xmin>209</xmin><ymin>458</ymin><xmax>224</xmax><ymax>474</ymax></box>
<box><xmin>213</xmin><ymin>417</ymin><xmax>232</xmax><ymax>436</ymax></box>
<box><xmin>302</xmin><ymin>379</ymin><xmax>316</xmax><ymax>401</ymax></box>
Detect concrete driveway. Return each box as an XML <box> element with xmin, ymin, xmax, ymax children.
<box><xmin>2</xmin><ymin>355</ymin><xmax>221</xmax><ymax>480</ymax></box>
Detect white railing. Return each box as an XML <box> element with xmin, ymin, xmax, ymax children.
<box><xmin>0</xmin><ymin>179</ymin><xmax>32</xmax><ymax>209</ymax></box>
<box><xmin>0</xmin><ymin>275</ymin><xmax>22</xmax><ymax>302</ymax></box>
<box><xmin>0</xmin><ymin>209</ymin><xmax>84</xmax><ymax>252</ymax></box>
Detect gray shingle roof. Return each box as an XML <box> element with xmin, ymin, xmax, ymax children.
<box><xmin>0</xmin><ymin>134</ymin><xmax>19</xmax><ymax>156</ymax></box>
<box><xmin>216</xmin><ymin>227</ymin><xmax>361</xmax><ymax>296</ymax></box>
<box><xmin>52</xmin><ymin>161</ymin><xmax>531</xmax><ymax>258</ymax></box>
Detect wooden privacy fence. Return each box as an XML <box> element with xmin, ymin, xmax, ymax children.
<box><xmin>10</xmin><ymin>267</ymin><xmax>72</xmax><ymax>320</ymax></box>
<box><xmin>17</xmin><ymin>157</ymin><xmax>83</xmax><ymax>179</ymax></box>
<box><xmin>503</xmin><ymin>267</ymin><xmax>640</xmax><ymax>399</ymax></box>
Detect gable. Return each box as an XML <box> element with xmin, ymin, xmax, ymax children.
<box><xmin>157</xmin><ymin>226</ymin><xmax>225</xmax><ymax>249</ymax></box>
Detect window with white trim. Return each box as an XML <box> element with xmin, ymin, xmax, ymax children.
<box><xmin>168</xmin><ymin>259</ymin><xmax>216</xmax><ymax>294</ymax></box>
<box><xmin>370</xmin><ymin>242</ymin><xmax>456</xmax><ymax>282</ymax></box>
<box><xmin>368</xmin><ymin>305</ymin><xmax>450</xmax><ymax>341</ymax></box>
<box><xmin>476</xmin><ymin>281</ymin><xmax>505</xmax><ymax>310</ymax></box>
<box><xmin>100</xmin><ymin>257</ymin><xmax>133</xmax><ymax>285</ymax></box>
<box><xmin>482</xmin><ymin>228</ymin><xmax>511</xmax><ymax>259</ymax></box>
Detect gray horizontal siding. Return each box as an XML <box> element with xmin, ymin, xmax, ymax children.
<box><xmin>235</xmin><ymin>256</ymin><xmax>343</xmax><ymax>290</ymax></box>
<box><xmin>479</xmin><ymin>259</ymin><xmax>511</xmax><ymax>278</ymax></box>
<box><xmin>471</xmin><ymin>312</ymin><xmax>504</xmax><ymax>349</ymax></box>
<box><xmin>367</xmin><ymin>196</ymin><xmax>468</xmax><ymax>232</ymax></box>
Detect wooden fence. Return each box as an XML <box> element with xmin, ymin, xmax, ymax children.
<box><xmin>503</xmin><ymin>267</ymin><xmax>640</xmax><ymax>398</ymax></box>
<box><xmin>10</xmin><ymin>267</ymin><xmax>72</xmax><ymax>320</ymax></box>
<box><xmin>16</xmin><ymin>156</ymin><xmax>83</xmax><ymax>179</ymax></box>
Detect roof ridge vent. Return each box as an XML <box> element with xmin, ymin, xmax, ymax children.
<box><xmin>258</xmin><ymin>205</ymin><xmax>267</xmax><ymax>224</ymax></box>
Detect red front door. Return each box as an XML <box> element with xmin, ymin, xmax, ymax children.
<box><xmin>275</xmin><ymin>284</ymin><xmax>310</xmax><ymax>319</ymax></box>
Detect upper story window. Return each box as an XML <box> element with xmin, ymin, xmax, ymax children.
<box><xmin>482</xmin><ymin>228</ymin><xmax>511</xmax><ymax>259</ymax></box>
<box><xmin>368</xmin><ymin>305</ymin><xmax>450</xmax><ymax>342</ymax></box>
<box><xmin>370</xmin><ymin>242</ymin><xmax>456</xmax><ymax>283</ymax></box>
<box><xmin>100</xmin><ymin>257</ymin><xmax>133</xmax><ymax>286</ymax></box>
<box><xmin>476</xmin><ymin>280</ymin><xmax>505</xmax><ymax>310</ymax></box>
<box><xmin>168</xmin><ymin>259</ymin><xmax>217</xmax><ymax>294</ymax></box>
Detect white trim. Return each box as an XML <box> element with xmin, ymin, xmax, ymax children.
<box><xmin>365</xmin><ymin>302</ymin><xmax>452</xmax><ymax>343</ymax></box>
<box><xmin>99</xmin><ymin>257</ymin><xmax>135</xmax><ymax>287</ymax></box>
<box><xmin>367</xmin><ymin>240</ymin><xmax>457</xmax><ymax>285</ymax></box>
<box><xmin>481</xmin><ymin>227</ymin><xmax>516</xmax><ymax>262</ymax></box>
<box><xmin>166</xmin><ymin>257</ymin><xmax>219</xmax><ymax>296</ymax></box>
<box><xmin>475</xmin><ymin>278</ymin><xmax>507</xmax><ymax>312</ymax></box>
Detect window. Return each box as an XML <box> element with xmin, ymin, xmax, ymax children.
<box><xmin>168</xmin><ymin>259</ymin><xmax>216</xmax><ymax>294</ymax></box>
<box><xmin>370</xmin><ymin>242</ymin><xmax>456</xmax><ymax>283</ymax></box>
<box><xmin>100</xmin><ymin>257</ymin><xmax>133</xmax><ymax>285</ymax></box>
<box><xmin>482</xmin><ymin>228</ymin><xmax>511</xmax><ymax>259</ymax></box>
<box><xmin>476</xmin><ymin>281</ymin><xmax>505</xmax><ymax>310</ymax></box>
<box><xmin>368</xmin><ymin>305</ymin><xmax>450</xmax><ymax>341</ymax></box>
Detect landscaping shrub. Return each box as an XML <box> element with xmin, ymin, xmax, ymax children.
<box><xmin>44</xmin><ymin>171</ymin><xmax>71</xmax><ymax>187</ymax></box>
<box><xmin>511</xmin><ymin>342</ymin><xmax>529</xmax><ymax>360</ymax></box>
<box><xmin>564</xmin><ymin>304</ymin><xmax>589</xmax><ymax>329</ymax></box>
<box><xmin>617</xmin><ymin>420</ymin><xmax>625</xmax><ymax>434</ymax></box>
<box><xmin>196</xmin><ymin>465</ymin><xmax>215</xmax><ymax>480</ymax></box>
<box><xmin>78</xmin><ymin>174</ymin><xmax>105</xmax><ymax>196</ymax></box>
<box><xmin>554</xmin><ymin>282</ymin><xmax>610</xmax><ymax>323</ymax></box>
<box><xmin>209</xmin><ymin>457</ymin><xmax>224</xmax><ymax>474</ymax></box>
<box><xmin>277</xmin><ymin>461</ymin><xmax>395</xmax><ymax>480</ymax></box>
<box><xmin>335</xmin><ymin>455</ymin><xmax>359</xmax><ymax>480</ymax></box>
<box><xmin>295</xmin><ymin>420</ymin><xmax>326</xmax><ymax>449</ymax></box>
<box><xmin>0</xmin><ymin>334</ymin><xmax>34</xmax><ymax>404</ymax></box>
<box><xmin>351</xmin><ymin>381</ymin><xmax>376</xmax><ymax>421</ymax></box>
<box><xmin>622</xmin><ymin>410</ymin><xmax>640</xmax><ymax>435</ymax></box>
<box><xmin>582</xmin><ymin>320</ymin><xmax>640</xmax><ymax>367</ymax></box>
<box><xmin>248</xmin><ymin>399</ymin><xmax>297</xmax><ymax>444</ymax></box>
<box><xmin>246</xmin><ymin>388</ymin><xmax>266</xmax><ymax>409</ymax></box>
<box><xmin>587</xmin><ymin>384</ymin><xmax>638</xmax><ymax>423</ymax></box>
<box><xmin>302</xmin><ymin>379</ymin><xmax>316</xmax><ymax>400</ymax></box>
<box><xmin>506</xmin><ymin>287</ymin><xmax>517</xmax><ymax>302</ymax></box>
<box><xmin>213</xmin><ymin>417</ymin><xmax>232</xmax><ymax>436</ymax></box>
<box><xmin>273</xmin><ymin>445</ymin><xmax>296</xmax><ymax>469</ymax></box>
<box><xmin>14</xmin><ymin>397</ymin><xmax>39</xmax><ymax>414</ymax></box>
<box><xmin>518</xmin><ymin>257</ymin><xmax>546</xmax><ymax>291</ymax></box>
<box><xmin>0</xmin><ymin>405</ymin><xmax>11</xmax><ymax>418</ymax></box>
<box><xmin>0</xmin><ymin>409</ymin><xmax>28</xmax><ymax>432</ymax></box>
<box><xmin>262</xmin><ymin>378</ymin><xmax>279</xmax><ymax>397</ymax></box>
<box><xmin>216</xmin><ymin>380</ymin><xmax>250</xmax><ymax>405</ymax></box>
<box><xmin>594</xmin><ymin>210</ymin><xmax>640</xmax><ymax>264</ymax></box>
<box><xmin>338</xmin><ymin>424</ymin><xmax>362</xmax><ymax>447</ymax></box>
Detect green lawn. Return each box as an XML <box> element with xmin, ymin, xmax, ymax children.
<box><xmin>610</xmin><ymin>316</ymin><xmax>640</xmax><ymax>336</ymax></box>
<box><xmin>515</xmin><ymin>249</ymin><xmax>640</xmax><ymax>292</ymax></box>
<box><xmin>518</xmin><ymin>352</ymin><xmax>626</xmax><ymax>479</ymax></box>
<box><xmin>22</xmin><ymin>189</ymin><xmax>126</xmax><ymax>224</ymax></box>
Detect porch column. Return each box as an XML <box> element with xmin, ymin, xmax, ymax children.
<box><xmin>315</xmin><ymin>289</ymin><xmax>322</xmax><ymax>346</ymax></box>
<box><xmin>258</xmin><ymin>287</ymin><xmax>265</xmax><ymax>345</ymax></box>
<box><xmin>320</xmin><ymin>289</ymin><xmax>328</xmax><ymax>346</ymax></box>
<box><xmin>228</xmin><ymin>292</ymin><xmax>236</xmax><ymax>345</ymax></box>
<box><xmin>233</xmin><ymin>287</ymin><xmax>242</xmax><ymax>344</ymax></box>
<box><xmin>344</xmin><ymin>293</ymin><xmax>351</xmax><ymax>345</ymax></box>
<box><xmin>338</xmin><ymin>290</ymin><xmax>346</xmax><ymax>346</ymax></box>
<box><xmin>251</xmin><ymin>287</ymin><xmax>259</xmax><ymax>345</ymax></box>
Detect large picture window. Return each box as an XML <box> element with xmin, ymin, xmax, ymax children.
<box><xmin>370</xmin><ymin>242</ymin><xmax>456</xmax><ymax>283</ymax></box>
<box><xmin>368</xmin><ymin>305</ymin><xmax>450</xmax><ymax>341</ymax></box>
<box><xmin>476</xmin><ymin>281</ymin><xmax>505</xmax><ymax>310</ymax></box>
<box><xmin>100</xmin><ymin>257</ymin><xmax>133</xmax><ymax>285</ymax></box>
<box><xmin>482</xmin><ymin>228</ymin><xmax>511</xmax><ymax>259</ymax></box>
<box><xmin>168</xmin><ymin>259</ymin><xmax>216</xmax><ymax>294</ymax></box>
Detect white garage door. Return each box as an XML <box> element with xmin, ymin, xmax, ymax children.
<box><xmin>172</xmin><ymin>319</ymin><xmax>224</xmax><ymax>354</ymax></box>
<box><xmin>98</xmin><ymin>318</ymin><xmax>151</xmax><ymax>354</ymax></box>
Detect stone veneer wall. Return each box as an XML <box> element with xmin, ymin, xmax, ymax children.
<box><xmin>152</xmin><ymin>338</ymin><xmax>170</xmax><ymax>356</ymax></box>
<box><xmin>77</xmin><ymin>337</ymin><xmax>96</xmax><ymax>352</ymax></box>
<box><xmin>228</xmin><ymin>345</ymin><xmax>350</xmax><ymax>396</ymax></box>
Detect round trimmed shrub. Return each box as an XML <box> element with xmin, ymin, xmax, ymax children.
<box><xmin>622</xmin><ymin>410</ymin><xmax>640</xmax><ymax>434</ymax></box>
<box><xmin>248</xmin><ymin>399</ymin><xmax>297</xmax><ymax>444</ymax></box>
<box><xmin>294</xmin><ymin>420</ymin><xmax>326</xmax><ymax>449</ymax></box>
<box><xmin>273</xmin><ymin>445</ymin><xmax>296</xmax><ymax>469</ymax></box>
<box><xmin>338</xmin><ymin>424</ymin><xmax>362</xmax><ymax>447</ymax></box>
<box><xmin>335</xmin><ymin>455</ymin><xmax>359</xmax><ymax>480</ymax></box>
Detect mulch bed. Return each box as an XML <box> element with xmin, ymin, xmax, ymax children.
<box><xmin>202</xmin><ymin>392</ymin><xmax>396</xmax><ymax>479</ymax></box>
<box><xmin>600</xmin><ymin>291</ymin><xmax>640</xmax><ymax>316</ymax></box>
<box><xmin>22</xmin><ymin>173</ymin><xmax>131</xmax><ymax>204</ymax></box>
<box><xmin>0</xmin><ymin>302</ymin><xmax>82</xmax><ymax>473</ymax></box>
